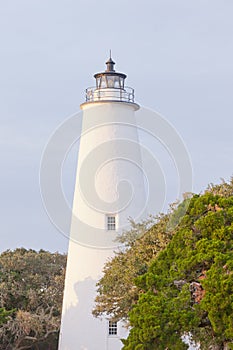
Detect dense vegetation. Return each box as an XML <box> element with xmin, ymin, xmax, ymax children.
<box><xmin>1</xmin><ymin>179</ymin><xmax>233</xmax><ymax>349</ymax></box>
<box><xmin>94</xmin><ymin>180</ymin><xmax>233</xmax><ymax>349</ymax></box>
<box><xmin>0</xmin><ymin>249</ymin><xmax>66</xmax><ymax>349</ymax></box>
<box><xmin>93</xmin><ymin>213</ymin><xmax>176</xmax><ymax>322</ymax></box>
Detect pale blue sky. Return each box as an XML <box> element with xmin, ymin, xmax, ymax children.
<box><xmin>0</xmin><ymin>0</ymin><xmax>233</xmax><ymax>253</ymax></box>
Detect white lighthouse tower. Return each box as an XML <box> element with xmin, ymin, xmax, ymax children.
<box><xmin>59</xmin><ymin>56</ymin><xmax>146</xmax><ymax>350</ymax></box>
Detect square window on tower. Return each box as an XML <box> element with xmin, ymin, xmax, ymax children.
<box><xmin>108</xmin><ymin>321</ymin><xmax>118</xmax><ymax>335</ymax></box>
<box><xmin>107</xmin><ymin>215</ymin><xmax>116</xmax><ymax>231</ymax></box>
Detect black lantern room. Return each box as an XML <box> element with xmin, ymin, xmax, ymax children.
<box><xmin>94</xmin><ymin>57</ymin><xmax>127</xmax><ymax>90</ymax></box>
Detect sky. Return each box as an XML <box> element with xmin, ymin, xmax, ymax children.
<box><xmin>0</xmin><ymin>0</ymin><xmax>233</xmax><ymax>253</ymax></box>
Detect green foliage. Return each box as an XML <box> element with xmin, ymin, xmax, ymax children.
<box><xmin>93</xmin><ymin>197</ymin><xmax>194</xmax><ymax>322</ymax></box>
<box><xmin>93</xmin><ymin>214</ymin><xmax>174</xmax><ymax>321</ymax></box>
<box><xmin>0</xmin><ymin>248</ymin><xmax>66</xmax><ymax>349</ymax></box>
<box><xmin>0</xmin><ymin>307</ymin><xmax>13</xmax><ymax>326</ymax></box>
<box><xmin>123</xmin><ymin>191</ymin><xmax>233</xmax><ymax>349</ymax></box>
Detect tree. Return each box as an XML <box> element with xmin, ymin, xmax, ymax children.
<box><xmin>93</xmin><ymin>212</ymin><xmax>176</xmax><ymax>321</ymax></box>
<box><xmin>0</xmin><ymin>248</ymin><xmax>66</xmax><ymax>349</ymax></box>
<box><xmin>93</xmin><ymin>195</ymin><xmax>192</xmax><ymax>322</ymax></box>
<box><xmin>122</xmin><ymin>192</ymin><xmax>233</xmax><ymax>349</ymax></box>
<box><xmin>205</xmin><ymin>177</ymin><xmax>233</xmax><ymax>198</ymax></box>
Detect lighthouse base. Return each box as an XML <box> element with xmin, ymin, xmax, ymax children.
<box><xmin>58</xmin><ymin>243</ymin><xmax>128</xmax><ymax>350</ymax></box>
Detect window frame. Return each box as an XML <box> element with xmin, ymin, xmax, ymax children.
<box><xmin>106</xmin><ymin>215</ymin><xmax>116</xmax><ymax>231</ymax></box>
<box><xmin>108</xmin><ymin>321</ymin><xmax>118</xmax><ymax>336</ymax></box>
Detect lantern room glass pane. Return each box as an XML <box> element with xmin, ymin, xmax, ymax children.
<box><xmin>100</xmin><ymin>76</ymin><xmax>107</xmax><ymax>88</ymax></box>
<box><xmin>106</xmin><ymin>75</ymin><xmax>115</xmax><ymax>88</ymax></box>
<box><xmin>119</xmin><ymin>77</ymin><xmax>124</xmax><ymax>88</ymax></box>
<box><xmin>114</xmin><ymin>77</ymin><xmax>120</xmax><ymax>88</ymax></box>
<box><xmin>96</xmin><ymin>74</ymin><xmax>125</xmax><ymax>89</ymax></box>
<box><xmin>96</xmin><ymin>77</ymin><xmax>101</xmax><ymax>88</ymax></box>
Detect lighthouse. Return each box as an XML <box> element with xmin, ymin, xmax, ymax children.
<box><xmin>59</xmin><ymin>56</ymin><xmax>147</xmax><ymax>350</ymax></box>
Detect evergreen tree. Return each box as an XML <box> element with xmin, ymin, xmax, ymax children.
<box><xmin>122</xmin><ymin>193</ymin><xmax>233</xmax><ymax>349</ymax></box>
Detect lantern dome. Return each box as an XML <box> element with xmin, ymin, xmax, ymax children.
<box><xmin>83</xmin><ymin>54</ymin><xmax>137</xmax><ymax>106</ymax></box>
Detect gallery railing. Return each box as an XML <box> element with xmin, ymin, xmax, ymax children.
<box><xmin>85</xmin><ymin>86</ymin><xmax>135</xmax><ymax>103</ymax></box>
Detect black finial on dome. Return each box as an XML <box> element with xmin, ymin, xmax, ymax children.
<box><xmin>105</xmin><ymin>50</ymin><xmax>115</xmax><ymax>72</ymax></box>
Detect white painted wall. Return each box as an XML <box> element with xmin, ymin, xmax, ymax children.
<box><xmin>59</xmin><ymin>100</ymin><xmax>146</xmax><ymax>350</ymax></box>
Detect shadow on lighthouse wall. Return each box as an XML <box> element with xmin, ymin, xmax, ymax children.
<box><xmin>60</xmin><ymin>277</ymin><xmax>110</xmax><ymax>350</ymax></box>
